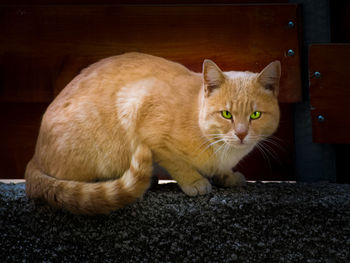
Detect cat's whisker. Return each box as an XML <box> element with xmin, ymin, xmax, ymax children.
<box><xmin>194</xmin><ymin>136</ymin><xmax>218</xmax><ymax>151</ymax></box>
<box><xmin>255</xmin><ymin>140</ymin><xmax>283</xmax><ymax>169</ymax></box>
<box><xmin>267</xmin><ymin>135</ymin><xmax>286</xmax><ymax>144</ymax></box>
<box><xmin>224</xmin><ymin>138</ymin><xmax>235</xmax><ymax>144</ymax></box>
<box><xmin>260</xmin><ymin>141</ymin><xmax>285</xmax><ymax>167</ymax></box>
<box><xmin>206</xmin><ymin>138</ymin><xmax>226</xmax><ymax>151</ymax></box>
<box><xmin>212</xmin><ymin>141</ymin><xmax>228</xmax><ymax>158</ymax></box>
<box><xmin>255</xmin><ymin>142</ymin><xmax>272</xmax><ymax>171</ymax></box>
<box><xmin>265</xmin><ymin>137</ymin><xmax>287</xmax><ymax>148</ymax></box>
<box><xmin>260</xmin><ymin>136</ymin><xmax>288</xmax><ymax>156</ymax></box>
<box><xmin>260</xmin><ymin>141</ymin><xmax>279</xmax><ymax>160</ymax></box>
<box><xmin>249</xmin><ymin>134</ymin><xmax>286</xmax><ymax>152</ymax></box>
<box><xmin>194</xmin><ymin>134</ymin><xmax>225</xmax><ymax>154</ymax></box>
<box><xmin>223</xmin><ymin>142</ymin><xmax>231</xmax><ymax>158</ymax></box>
<box><xmin>195</xmin><ymin>138</ymin><xmax>226</xmax><ymax>157</ymax></box>
<box><xmin>193</xmin><ymin>141</ymin><xmax>212</xmax><ymax>156</ymax></box>
<box><xmin>262</xmin><ymin>140</ymin><xmax>285</xmax><ymax>154</ymax></box>
<box><xmin>207</xmin><ymin>133</ymin><xmax>226</xmax><ymax>137</ymax></box>
<box><xmin>200</xmin><ymin>136</ymin><xmax>223</xmax><ymax>147</ymax></box>
<box><xmin>197</xmin><ymin>136</ymin><xmax>222</xmax><ymax>148</ymax></box>
<box><xmin>259</xmin><ymin>135</ymin><xmax>287</xmax><ymax>148</ymax></box>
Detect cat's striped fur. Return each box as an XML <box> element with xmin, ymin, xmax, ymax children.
<box><xmin>26</xmin><ymin>144</ymin><xmax>152</xmax><ymax>214</ymax></box>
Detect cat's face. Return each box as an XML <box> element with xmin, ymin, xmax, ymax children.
<box><xmin>199</xmin><ymin>60</ymin><xmax>281</xmax><ymax>150</ymax></box>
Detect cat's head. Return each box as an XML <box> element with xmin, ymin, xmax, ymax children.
<box><xmin>198</xmin><ymin>59</ymin><xmax>281</xmax><ymax>150</ymax></box>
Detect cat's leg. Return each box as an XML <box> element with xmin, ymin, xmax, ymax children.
<box><xmin>161</xmin><ymin>160</ymin><xmax>212</xmax><ymax>196</ymax></box>
<box><xmin>212</xmin><ymin>171</ymin><xmax>246</xmax><ymax>187</ymax></box>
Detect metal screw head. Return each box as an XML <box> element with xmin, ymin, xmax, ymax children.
<box><xmin>314</xmin><ymin>72</ymin><xmax>321</xmax><ymax>78</ymax></box>
<box><xmin>287</xmin><ymin>49</ymin><xmax>295</xmax><ymax>57</ymax></box>
<box><xmin>288</xmin><ymin>21</ymin><xmax>295</xmax><ymax>28</ymax></box>
<box><xmin>317</xmin><ymin>115</ymin><xmax>325</xmax><ymax>123</ymax></box>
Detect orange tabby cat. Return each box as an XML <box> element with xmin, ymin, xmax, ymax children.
<box><xmin>25</xmin><ymin>53</ymin><xmax>281</xmax><ymax>214</ymax></box>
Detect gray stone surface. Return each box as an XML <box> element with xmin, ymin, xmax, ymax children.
<box><xmin>1</xmin><ymin>182</ymin><xmax>350</xmax><ymax>262</ymax></box>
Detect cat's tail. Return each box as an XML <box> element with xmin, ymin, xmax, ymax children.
<box><xmin>25</xmin><ymin>144</ymin><xmax>153</xmax><ymax>214</ymax></box>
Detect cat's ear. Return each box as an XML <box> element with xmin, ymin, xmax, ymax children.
<box><xmin>257</xmin><ymin>61</ymin><xmax>281</xmax><ymax>96</ymax></box>
<box><xmin>203</xmin><ymin>59</ymin><xmax>225</xmax><ymax>97</ymax></box>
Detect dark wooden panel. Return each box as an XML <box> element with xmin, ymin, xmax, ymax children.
<box><xmin>0</xmin><ymin>0</ymin><xmax>288</xmax><ymax>4</ymax></box>
<box><xmin>0</xmin><ymin>54</ymin><xmax>57</xmax><ymax>103</ymax></box>
<box><xmin>0</xmin><ymin>103</ymin><xmax>48</xmax><ymax>179</ymax></box>
<box><xmin>0</xmin><ymin>4</ymin><xmax>301</xmax><ymax>103</ymax></box>
<box><xmin>309</xmin><ymin>44</ymin><xmax>350</xmax><ymax>143</ymax></box>
<box><xmin>0</xmin><ymin>4</ymin><xmax>298</xmax><ymax>180</ymax></box>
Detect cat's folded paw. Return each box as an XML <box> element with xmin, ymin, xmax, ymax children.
<box><xmin>213</xmin><ymin>171</ymin><xmax>246</xmax><ymax>187</ymax></box>
<box><xmin>181</xmin><ymin>177</ymin><xmax>212</xmax><ymax>196</ymax></box>
<box><xmin>232</xmin><ymin>172</ymin><xmax>247</xmax><ymax>186</ymax></box>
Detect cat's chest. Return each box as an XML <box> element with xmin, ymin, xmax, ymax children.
<box><xmin>200</xmin><ymin>145</ymin><xmax>254</xmax><ymax>176</ymax></box>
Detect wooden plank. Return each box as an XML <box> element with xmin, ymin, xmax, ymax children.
<box><xmin>0</xmin><ymin>103</ymin><xmax>48</xmax><ymax>179</ymax></box>
<box><xmin>309</xmin><ymin>44</ymin><xmax>350</xmax><ymax>143</ymax></box>
<box><xmin>0</xmin><ymin>4</ymin><xmax>297</xmax><ymax>180</ymax></box>
<box><xmin>0</xmin><ymin>4</ymin><xmax>301</xmax><ymax>103</ymax></box>
<box><xmin>0</xmin><ymin>54</ymin><xmax>57</xmax><ymax>103</ymax></box>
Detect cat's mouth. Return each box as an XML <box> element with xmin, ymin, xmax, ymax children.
<box><xmin>223</xmin><ymin>137</ymin><xmax>253</xmax><ymax>149</ymax></box>
<box><xmin>205</xmin><ymin>134</ymin><xmax>256</xmax><ymax>150</ymax></box>
<box><xmin>231</xmin><ymin>142</ymin><xmax>251</xmax><ymax>149</ymax></box>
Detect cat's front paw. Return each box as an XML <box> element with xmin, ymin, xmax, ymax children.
<box><xmin>181</xmin><ymin>177</ymin><xmax>212</xmax><ymax>196</ymax></box>
<box><xmin>213</xmin><ymin>172</ymin><xmax>246</xmax><ymax>187</ymax></box>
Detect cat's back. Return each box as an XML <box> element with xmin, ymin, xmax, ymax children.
<box><xmin>42</xmin><ymin>52</ymin><xmax>202</xmax><ymax>139</ymax></box>
<box><xmin>83</xmin><ymin>52</ymin><xmax>193</xmax><ymax>78</ymax></box>
<box><xmin>76</xmin><ymin>52</ymin><xmax>195</xmax><ymax>91</ymax></box>
<box><xmin>50</xmin><ymin>52</ymin><xmax>199</xmax><ymax>109</ymax></box>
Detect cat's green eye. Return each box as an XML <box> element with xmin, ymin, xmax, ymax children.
<box><xmin>221</xmin><ymin>110</ymin><xmax>232</xmax><ymax>119</ymax></box>
<box><xmin>250</xmin><ymin>111</ymin><xmax>262</xmax><ymax>120</ymax></box>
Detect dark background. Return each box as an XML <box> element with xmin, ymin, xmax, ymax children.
<box><xmin>0</xmin><ymin>0</ymin><xmax>349</xmax><ymax>183</ymax></box>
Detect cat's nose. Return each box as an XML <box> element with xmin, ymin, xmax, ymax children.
<box><xmin>235</xmin><ymin>131</ymin><xmax>248</xmax><ymax>142</ymax></box>
<box><xmin>235</xmin><ymin>123</ymin><xmax>248</xmax><ymax>142</ymax></box>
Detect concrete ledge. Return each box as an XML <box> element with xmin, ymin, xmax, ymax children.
<box><xmin>0</xmin><ymin>179</ymin><xmax>25</xmax><ymax>184</ymax></box>
<box><xmin>1</xmin><ymin>182</ymin><xmax>349</xmax><ymax>262</ymax></box>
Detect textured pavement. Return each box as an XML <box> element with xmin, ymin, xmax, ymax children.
<box><xmin>1</xmin><ymin>181</ymin><xmax>350</xmax><ymax>263</ymax></box>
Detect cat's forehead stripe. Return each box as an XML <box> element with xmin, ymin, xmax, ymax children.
<box><xmin>230</xmin><ymin>97</ymin><xmax>254</xmax><ymax>114</ymax></box>
<box><xmin>253</xmin><ymin>102</ymin><xmax>257</xmax><ymax>111</ymax></box>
